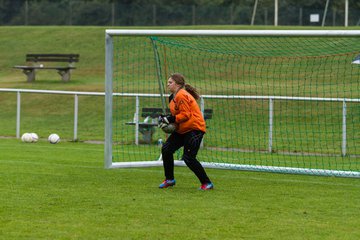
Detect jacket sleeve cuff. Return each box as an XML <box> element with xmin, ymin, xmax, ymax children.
<box><xmin>168</xmin><ymin>115</ymin><xmax>176</xmax><ymax>123</ymax></box>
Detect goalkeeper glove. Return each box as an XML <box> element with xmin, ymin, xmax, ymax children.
<box><xmin>161</xmin><ymin>114</ymin><xmax>175</xmax><ymax>124</ymax></box>
<box><xmin>158</xmin><ymin>115</ymin><xmax>175</xmax><ymax>129</ymax></box>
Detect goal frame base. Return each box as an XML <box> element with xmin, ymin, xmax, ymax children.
<box><xmin>109</xmin><ymin>160</ymin><xmax>360</xmax><ymax>178</ymax></box>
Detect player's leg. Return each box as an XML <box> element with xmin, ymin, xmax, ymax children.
<box><xmin>182</xmin><ymin>130</ymin><xmax>213</xmax><ymax>189</ymax></box>
<box><xmin>159</xmin><ymin>132</ymin><xmax>184</xmax><ymax>188</ymax></box>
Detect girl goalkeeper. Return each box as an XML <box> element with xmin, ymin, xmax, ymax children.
<box><xmin>158</xmin><ymin>73</ymin><xmax>213</xmax><ymax>190</ymax></box>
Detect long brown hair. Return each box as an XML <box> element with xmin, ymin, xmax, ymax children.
<box><xmin>169</xmin><ymin>73</ymin><xmax>200</xmax><ymax>100</ymax></box>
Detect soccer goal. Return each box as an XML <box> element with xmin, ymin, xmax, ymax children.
<box><xmin>105</xmin><ymin>29</ymin><xmax>360</xmax><ymax>178</ymax></box>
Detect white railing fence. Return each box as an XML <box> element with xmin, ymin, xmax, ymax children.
<box><xmin>0</xmin><ymin>88</ymin><xmax>104</xmax><ymax>141</ymax></box>
<box><xmin>1</xmin><ymin>88</ymin><xmax>359</xmax><ymax>157</ymax></box>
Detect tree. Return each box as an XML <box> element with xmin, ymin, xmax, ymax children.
<box><xmin>0</xmin><ymin>0</ymin><xmax>24</xmax><ymax>24</ymax></box>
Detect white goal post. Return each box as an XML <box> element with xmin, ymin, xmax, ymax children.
<box><xmin>105</xmin><ymin>29</ymin><xmax>360</xmax><ymax>178</ymax></box>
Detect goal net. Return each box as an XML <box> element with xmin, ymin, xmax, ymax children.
<box><xmin>105</xmin><ymin>30</ymin><xmax>360</xmax><ymax>178</ymax></box>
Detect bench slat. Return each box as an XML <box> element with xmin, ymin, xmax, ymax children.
<box><xmin>141</xmin><ymin>108</ymin><xmax>171</xmax><ymax>118</ymax></box>
<box><xmin>26</xmin><ymin>58</ymin><xmax>79</xmax><ymax>62</ymax></box>
<box><xmin>26</xmin><ymin>54</ymin><xmax>79</xmax><ymax>63</ymax></box>
<box><xmin>27</xmin><ymin>54</ymin><xmax>79</xmax><ymax>57</ymax></box>
<box><xmin>14</xmin><ymin>66</ymin><xmax>76</xmax><ymax>70</ymax></box>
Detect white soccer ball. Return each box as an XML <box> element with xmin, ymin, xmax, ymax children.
<box><xmin>48</xmin><ymin>133</ymin><xmax>60</xmax><ymax>144</ymax></box>
<box><xmin>21</xmin><ymin>133</ymin><xmax>32</xmax><ymax>143</ymax></box>
<box><xmin>161</xmin><ymin>123</ymin><xmax>176</xmax><ymax>134</ymax></box>
<box><xmin>30</xmin><ymin>133</ymin><xmax>39</xmax><ymax>143</ymax></box>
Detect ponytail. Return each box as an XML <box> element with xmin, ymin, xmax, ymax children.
<box><xmin>184</xmin><ymin>83</ymin><xmax>200</xmax><ymax>100</ymax></box>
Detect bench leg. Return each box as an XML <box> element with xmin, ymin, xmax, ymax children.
<box><xmin>57</xmin><ymin>69</ymin><xmax>71</xmax><ymax>82</ymax></box>
<box><xmin>23</xmin><ymin>69</ymin><xmax>35</xmax><ymax>82</ymax></box>
<box><xmin>142</xmin><ymin>131</ymin><xmax>153</xmax><ymax>144</ymax></box>
<box><xmin>139</xmin><ymin>127</ymin><xmax>156</xmax><ymax>144</ymax></box>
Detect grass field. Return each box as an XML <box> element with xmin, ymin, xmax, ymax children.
<box><xmin>1</xmin><ymin>138</ymin><xmax>359</xmax><ymax>239</ymax></box>
<box><xmin>0</xmin><ymin>25</ymin><xmax>360</xmax><ymax>239</ymax></box>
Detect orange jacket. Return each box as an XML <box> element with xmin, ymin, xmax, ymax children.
<box><xmin>169</xmin><ymin>89</ymin><xmax>206</xmax><ymax>134</ymax></box>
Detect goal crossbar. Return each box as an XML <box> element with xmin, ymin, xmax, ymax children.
<box><xmin>106</xmin><ymin>29</ymin><xmax>360</xmax><ymax>37</ymax></box>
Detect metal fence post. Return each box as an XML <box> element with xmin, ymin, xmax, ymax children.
<box><xmin>342</xmin><ymin>100</ymin><xmax>347</xmax><ymax>156</ymax></box>
<box><xmin>74</xmin><ymin>94</ymin><xmax>78</xmax><ymax>141</ymax></box>
<box><xmin>16</xmin><ymin>91</ymin><xmax>21</xmax><ymax>139</ymax></box>
<box><xmin>269</xmin><ymin>98</ymin><xmax>274</xmax><ymax>153</ymax></box>
<box><xmin>135</xmin><ymin>96</ymin><xmax>140</xmax><ymax>145</ymax></box>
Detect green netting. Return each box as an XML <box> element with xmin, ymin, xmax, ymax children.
<box><xmin>111</xmin><ymin>34</ymin><xmax>360</xmax><ymax>177</ymax></box>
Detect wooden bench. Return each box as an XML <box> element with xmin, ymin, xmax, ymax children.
<box><xmin>126</xmin><ymin>107</ymin><xmax>213</xmax><ymax>144</ymax></box>
<box><xmin>14</xmin><ymin>54</ymin><xmax>79</xmax><ymax>82</ymax></box>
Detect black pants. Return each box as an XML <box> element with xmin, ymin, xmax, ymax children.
<box><xmin>161</xmin><ymin>130</ymin><xmax>211</xmax><ymax>184</ymax></box>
